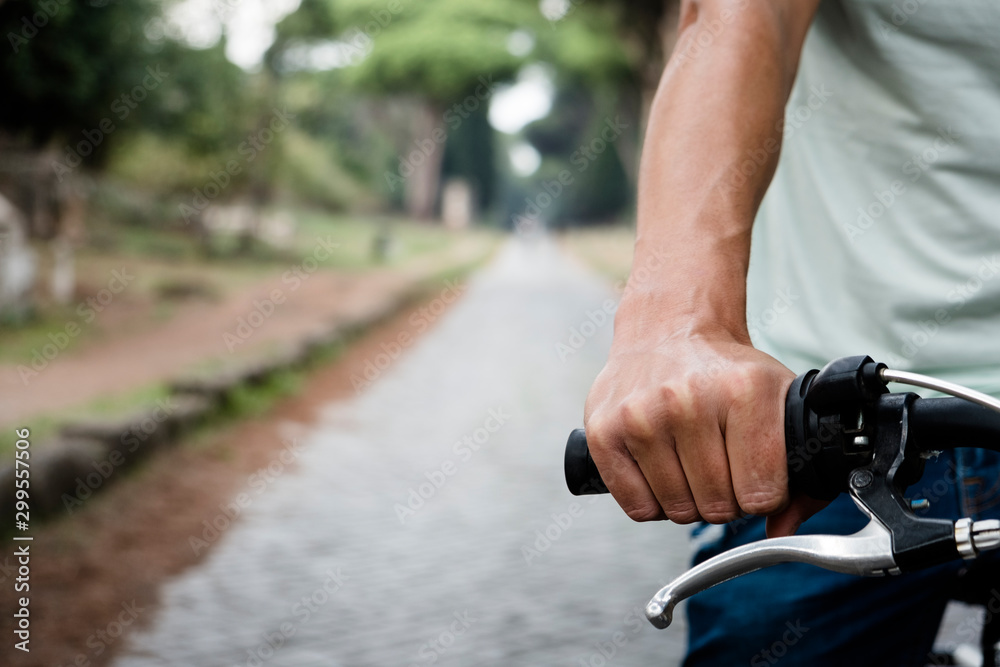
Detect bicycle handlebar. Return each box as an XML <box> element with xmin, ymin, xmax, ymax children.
<box><xmin>566</xmin><ymin>363</ymin><xmax>1000</xmax><ymax>498</ymax></box>
<box><xmin>564</xmin><ymin>355</ymin><xmax>1000</xmax><ymax>629</ymax></box>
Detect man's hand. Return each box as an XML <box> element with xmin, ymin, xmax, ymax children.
<box><xmin>583</xmin><ymin>0</ymin><xmax>822</xmax><ymax>535</ymax></box>
<box><xmin>585</xmin><ymin>331</ymin><xmax>794</xmax><ymax>524</ymax></box>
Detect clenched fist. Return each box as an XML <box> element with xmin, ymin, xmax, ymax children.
<box><xmin>584</xmin><ymin>326</ymin><xmax>820</xmax><ymax>536</ymax></box>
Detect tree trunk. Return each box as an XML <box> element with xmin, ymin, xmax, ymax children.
<box><xmin>403</xmin><ymin>102</ymin><xmax>446</xmax><ymax>221</ymax></box>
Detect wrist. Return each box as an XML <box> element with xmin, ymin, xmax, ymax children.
<box><xmin>615</xmin><ymin>291</ymin><xmax>751</xmax><ymax>348</ymax></box>
<box><xmin>615</xmin><ymin>240</ymin><xmax>751</xmax><ymax>345</ymax></box>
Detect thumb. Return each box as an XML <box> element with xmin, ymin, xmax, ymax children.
<box><xmin>765</xmin><ymin>496</ymin><xmax>831</xmax><ymax>538</ymax></box>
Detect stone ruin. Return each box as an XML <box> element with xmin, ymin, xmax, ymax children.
<box><xmin>0</xmin><ymin>193</ymin><xmax>37</xmax><ymax>320</ymax></box>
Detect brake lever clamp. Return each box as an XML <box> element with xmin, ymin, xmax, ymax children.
<box><xmin>784</xmin><ymin>355</ymin><xmax>890</xmax><ymax>502</ymax></box>
<box><xmin>783</xmin><ymin>357</ymin><xmax>960</xmax><ymax>572</ymax></box>
<box><xmin>644</xmin><ymin>356</ymin><xmax>1000</xmax><ymax>630</ymax></box>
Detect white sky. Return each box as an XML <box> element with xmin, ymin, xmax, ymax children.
<box><xmin>539</xmin><ymin>0</ymin><xmax>572</xmax><ymax>22</ymax></box>
<box><xmin>164</xmin><ymin>0</ymin><xmax>302</xmax><ymax>70</ymax></box>
<box><xmin>509</xmin><ymin>142</ymin><xmax>542</xmax><ymax>177</ymax></box>
<box><xmin>488</xmin><ymin>64</ymin><xmax>555</xmax><ymax>135</ymax></box>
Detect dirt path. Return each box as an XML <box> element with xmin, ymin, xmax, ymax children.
<box><xmin>0</xmin><ymin>238</ymin><xmax>488</xmax><ymax>426</ymax></box>
<box><xmin>0</xmin><ymin>297</ymin><xmax>453</xmax><ymax>667</ymax></box>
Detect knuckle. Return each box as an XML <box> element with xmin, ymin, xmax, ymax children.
<box><xmin>663</xmin><ymin>503</ymin><xmax>700</xmax><ymax>524</ymax></box>
<box><xmin>698</xmin><ymin>502</ymin><xmax>741</xmax><ymax>524</ymax></box>
<box><xmin>618</xmin><ymin>400</ymin><xmax>655</xmax><ymax>441</ymax></box>
<box><xmin>738</xmin><ymin>486</ymin><xmax>786</xmax><ymax>516</ymax></box>
<box><xmin>659</xmin><ymin>382</ymin><xmax>696</xmax><ymax>422</ymax></box>
<box><xmin>584</xmin><ymin>414</ymin><xmax>615</xmax><ymax>448</ymax></box>
<box><xmin>725</xmin><ymin>361</ymin><xmax>784</xmax><ymax>408</ymax></box>
<box><xmin>722</xmin><ymin>364</ymin><xmax>759</xmax><ymax>402</ymax></box>
<box><xmin>623</xmin><ymin>501</ymin><xmax>665</xmax><ymax>523</ymax></box>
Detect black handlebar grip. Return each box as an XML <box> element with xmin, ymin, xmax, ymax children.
<box><xmin>565</xmin><ymin>428</ymin><xmax>609</xmax><ymax>495</ymax></box>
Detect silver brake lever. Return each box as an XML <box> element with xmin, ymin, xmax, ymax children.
<box><xmin>644</xmin><ymin>498</ymin><xmax>897</xmax><ymax>629</ymax></box>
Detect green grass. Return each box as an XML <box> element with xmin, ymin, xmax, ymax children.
<box><xmin>222</xmin><ymin>370</ymin><xmax>302</xmax><ymax>420</ymax></box>
<box><xmin>290</xmin><ymin>211</ymin><xmax>462</xmax><ymax>271</ymax></box>
<box><xmin>0</xmin><ymin>305</ymin><xmax>97</xmax><ymax>364</ymax></box>
<box><xmin>88</xmin><ymin>223</ymin><xmax>201</xmax><ymax>261</ymax></box>
<box><xmin>88</xmin><ymin>209</ymin><xmax>473</xmax><ymax>274</ymax></box>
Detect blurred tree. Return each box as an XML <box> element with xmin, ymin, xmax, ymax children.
<box><xmin>520</xmin><ymin>84</ymin><xmax>631</xmax><ymax>227</ymax></box>
<box><xmin>261</xmin><ymin>67</ymin><xmax>397</xmax><ymax>213</ymax></box>
<box><xmin>269</xmin><ymin>0</ymin><xmax>540</xmax><ymax>220</ymax></box>
<box><xmin>269</xmin><ymin>0</ymin><xmax>340</xmax><ymax>44</ymax></box>
<box><xmin>0</xmin><ymin>0</ymin><xmax>162</xmax><ymax>241</ymax></box>
<box><xmin>511</xmin><ymin>3</ymin><xmax>642</xmax><ymax>228</ymax></box>
<box><xmin>522</xmin><ymin>86</ymin><xmax>592</xmax><ymax>158</ymax></box>
<box><xmin>580</xmin><ymin>0</ymin><xmax>680</xmax><ymax>126</ymax></box>
<box><xmin>267</xmin><ymin>0</ymin><xmax>650</xmax><ymax>222</ymax></box>
<box><xmin>441</xmin><ymin>107</ymin><xmax>496</xmax><ymax>214</ymax></box>
<box><xmin>0</xmin><ymin>0</ymin><xmax>168</xmax><ymax>308</ymax></box>
<box><xmin>558</xmin><ymin>112</ymin><xmax>631</xmax><ymax>225</ymax></box>
<box><xmin>0</xmin><ymin>0</ymin><xmax>159</xmax><ymax>154</ymax></box>
<box><xmin>140</xmin><ymin>39</ymin><xmax>254</xmax><ymax>159</ymax></box>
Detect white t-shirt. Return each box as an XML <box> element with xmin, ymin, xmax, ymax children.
<box><xmin>747</xmin><ymin>0</ymin><xmax>1000</xmax><ymax>393</ymax></box>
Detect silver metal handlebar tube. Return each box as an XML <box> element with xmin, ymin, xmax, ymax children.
<box><xmin>881</xmin><ymin>369</ymin><xmax>1000</xmax><ymax>414</ymax></box>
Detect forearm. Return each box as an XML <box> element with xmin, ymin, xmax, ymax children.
<box><xmin>619</xmin><ymin>0</ymin><xmax>819</xmax><ymax>343</ymax></box>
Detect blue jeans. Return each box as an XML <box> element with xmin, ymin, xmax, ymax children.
<box><xmin>684</xmin><ymin>449</ymin><xmax>1000</xmax><ymax>667</ymax></box>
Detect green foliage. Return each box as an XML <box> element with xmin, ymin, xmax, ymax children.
<box><xmin>523</xmin><ymin>86</ymin><xmax>593</xmax><ymax>156</ymax></box>
<box><xmin>105</xmin><ymin>132</ymin><xmax>233</xmax><ymax>193</ymax></box>
<box><xmin>1</xmin><ymin>0</ymin><xmax>650</xmax><ymax>220</ymax></box>
<box><xmin>224</xmin><ymin>370</ymin><xmax>301</xmax><ymax>419</ymax></box>
<box><xmin>272</xmin><ymin>128</ymin><xmax>373</xmax><ymax>210</ymax></box>
<box><xmin>139</xmin><ymin>40</ymin><xmax>256</xmax><ymax>156</ymax></box>
<box><xmin>568</xmin><ymin>0</ymin><xmax>673</xmax><ymax>70</ymax></box>
<box><xmin>517</xmin><ymin>84</ymin><xmax>633</xmax><ymax>226</ymax></box>
<box><xmin>272</xmin><ymin>0</ymin><xmax>541</xmax><ymax>102</ymax></box>
<box><xmin>0</xmin><ymin>0</ymin><xmax>160</xmax><ymax>151</ymax></box>
<box><xmin>274</xmin><ymin>0</ymin><xmax>342</xmax><ymax>42</ymax></box>
<box><xmin>0</xmin><ymin>0</ymin><xmax>260</xmax><ymax>185</ymax></box>
<box><xmin>276</xmin><ymin>70</ymin><xmax>398</xmax><ymax>200</ymax></box>
<box><xmin>347</xmin><ymin>21</ymin><xmax>521</xmax><ymax>102</ymax></box>
<box><xmin>536</xmin><ymin>5</ymin><xmax>633</xmax><ymax>86</ymax></box>
<box><xmin>559</xmin><ymin>140</ymin><xmax>630</xmax><ymax>224</ymax></box>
